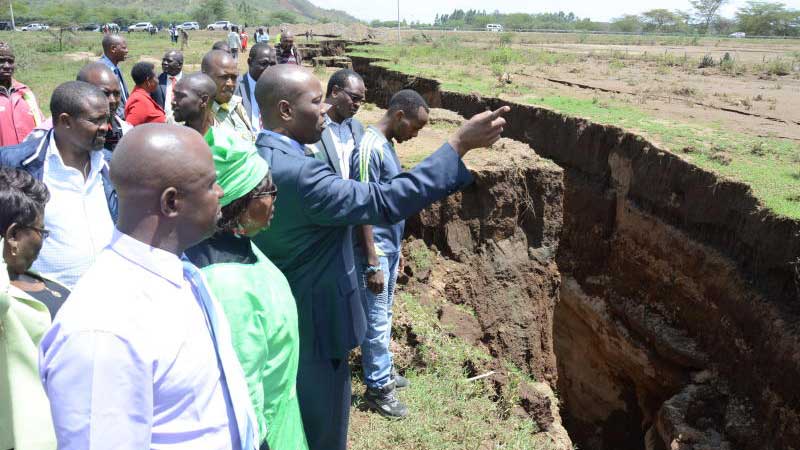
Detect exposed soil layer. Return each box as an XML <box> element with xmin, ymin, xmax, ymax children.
<box><xmin>351</xmin><ymin>54</ymin><xmax>800</xmax><ymax>449</ymax></box>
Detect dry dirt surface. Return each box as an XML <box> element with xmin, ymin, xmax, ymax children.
<box><xmin>375</xmin><ymin>30</ymin><xmax>800</xmax><ymax>140</ymax></box>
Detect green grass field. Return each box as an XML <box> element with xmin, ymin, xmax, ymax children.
<box><xmin>351</xmin><ymin>40</ymin><xmax>800</xmax><ymax>218</ymax></box>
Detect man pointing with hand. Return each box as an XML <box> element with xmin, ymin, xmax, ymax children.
<box><xmin>251</xmin><ymin>64</ymin><xmax>509</xmax><ymax>450</ymax></box>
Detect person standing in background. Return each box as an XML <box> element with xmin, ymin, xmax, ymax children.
<box><xmin>0</xmin><ymin>42</ymin><xmax>44</xmax><ymax>146</ymax></box>
<box><xmin>228</xmin><ymin>26</ymin><xmax>242</xmax><ymax>60</ymax></box>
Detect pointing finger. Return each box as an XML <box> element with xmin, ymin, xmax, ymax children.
<box><xmin>488</xmin><ymin>106</ymin><xmax>511</xmax><ymax>120</ymax></box>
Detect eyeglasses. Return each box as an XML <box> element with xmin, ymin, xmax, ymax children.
<box><xmin>340</xmin><ymin>89</ymin><xmax>365</xmax><ymax>104</ymax></box>
<box><xmin>252</xmin><ymin>185</ymin><xmax>278</xmax><ymax>200</ymax></box>
<box><xmin>25</xmin><ymin>225</ymin><xmax>51</xmax><ymax>239</ymax></box>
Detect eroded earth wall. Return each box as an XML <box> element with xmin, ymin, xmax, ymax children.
<box><xmin>352</xmin><ymin>54</ymin><xmax>800</xmax><ymax>449</ymax></box>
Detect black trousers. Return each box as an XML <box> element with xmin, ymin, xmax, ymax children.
<box><xmin>296</xmin><ymin>357</ymin><xmax>351</xmax><ymax>450</ymax></box>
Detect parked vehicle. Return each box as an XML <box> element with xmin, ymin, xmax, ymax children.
<box><xmin>106</xmin><ymin>23</ymin><xmax>121</xmax><ymax>32</ymax></box>
<box><xmin>0</xmin><ymin>21</ymin><xmax>13</xmax><ymax>31</ymax></box>
<box><xmin>128</xmin><ymin>22</ymin><xmax>155</xmax><ymax>32</ymax></box>
<box><xmin>729</xmin><ymin>32</ymin><xmax>746</xmax><ymax>38</ymax></box>
<box><xmin>21</xmin><ymin>23</ymin><xmax>49</xmax><ymax>31</ymax></box>
<box><xmin>486</xmin><ymin>23</ymin><xmax>503</xmax><ymax>32</ymax></box>
<box><xmin>207</xmin><ymin>21</ymin><xmax>232</xmax><ymax>31</ymax></box>
<box><xmin>177</xmin><ymin>22</ymin><xmax>200</xmax><ymax>30</ymax></box>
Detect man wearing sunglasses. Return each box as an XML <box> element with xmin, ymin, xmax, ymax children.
<box><xmin>307</xmin><ymin>69</ymin><xmax>366</xmax><ymax>178</ymax></box>
<box><xmin>0</xmin><ymin>81</ymin><xmax>117</xmax><ymax>289</ymax></box>
<box><xmin>235</xmin><ymin>43</ymin><xmax>277</xmax><ymax>131</ymax></box>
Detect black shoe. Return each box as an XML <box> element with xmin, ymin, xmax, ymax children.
<box><xmin>392</xmin><ymin>368</ymin><xmax>410</xmax><ymax>389</ymax></box>
<box><xmin>365</xmin><ymin>383</ymin><xmax>409</xmax><ymax>418</ymax></box>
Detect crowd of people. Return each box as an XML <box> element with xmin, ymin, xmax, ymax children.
<box><xmin>0</xmin><ymin>32</ymin><xmax>509</xmax><ymax>450</ymax></box>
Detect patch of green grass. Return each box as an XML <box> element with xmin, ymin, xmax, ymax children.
<box><xmin>409</xmin><ymin>245</ymin><xmax>433</xmax><ymax>271</ymax></box>
<box><xmin>353</xmin><ymin>42</ymin><xmax>800</xmax><ymax>219</ymax></box>
<box><xmin>349</xmin><ymin>292</ymin><xmax>545</xmax><ymax>450</ymax></box>
<box><xmin>524</xmin><ymin>95</ymin><xmax>800</xmax><ymax>217</ymax></box>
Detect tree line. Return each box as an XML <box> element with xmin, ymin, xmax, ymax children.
<box><xmin>427</xmin><ymin>1</ymin><xmax>800</xmax><ymax>37</ymax></box>
<box><xmin>2</xmin><ymin>0</ymin><xmax>324</xmax><ymax>28</ymax></box>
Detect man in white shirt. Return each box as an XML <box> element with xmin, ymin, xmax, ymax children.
<box><xmin>151</xmin><ymin>50</ymin><xmax>184</xmax><ymax>123</ymax></box>
<box><xmin>40</xmin><ymin>124</ymin><xmax>256</xmax><ymax>450</ymax></box>
<box><xmin>0</xmin><ymin>81</ymin><xmax>116</xmax><ymax>289</ymax></box>
<box><xmin>307</xmin><ymin>69</ymin><xmax>366</xmax><ymax>178</ymax></box>
<box><xmin>235</xmin><ymin>43</ymin><xmax>276</xmax><ymax>131</ymax></box>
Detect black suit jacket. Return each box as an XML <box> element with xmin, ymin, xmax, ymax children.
<box><xmin>150</xmin><ymin>73</ymin><xmax>169</xmax><ymax>109</ymax></box>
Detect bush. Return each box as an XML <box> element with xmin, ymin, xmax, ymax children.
<box><xmin>764</xmin><ymin>59</ymin><xmax>791</xmax><ymax>76</ymax></box>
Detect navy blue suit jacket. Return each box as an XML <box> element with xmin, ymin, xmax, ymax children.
<box><xmin>252</xmin><ymin>131</ymin><xmax>473</xmax><ymax>360</ymax></box>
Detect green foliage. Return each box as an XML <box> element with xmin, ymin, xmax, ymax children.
<box><xmin>610</xmin><ymin>14</ymin><xmax>643</xmax><ymax>33</ymax></box>
<box><xmin>736</xmin><ymin>1</ymin><xmax>800</xmax><ymax>36</ymax></box>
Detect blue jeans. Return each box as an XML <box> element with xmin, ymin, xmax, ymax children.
<box><xmin>358</xmin><ymin>252</ymin><xmax>400</xmax><ymax>389</ymax></box>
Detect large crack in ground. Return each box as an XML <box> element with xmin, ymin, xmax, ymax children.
<box><xmin>346</xmin><ymin>47</ymin><xmax>800</xmax><ymax>450</ymax></box>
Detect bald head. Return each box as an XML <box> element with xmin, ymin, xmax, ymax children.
<box><xmin>201</xmin><ymin>50</ymin><xmax>239</xmax><ymax>104</ymax></box>
<box><xmin>256</xmin><ymin>65</ymin><xmax>327</xmax><ymax>144</ymax></box>
<box><xmin>111</xmin><ymin>124</ymin><xmax>222</xmax><ymax>252</ymax></box>
<box><xmin>172</xmin><ymin>72</ymin><xmax>217</xmax><ymax>125</ymax></box>
<box><xmin>101</xmin><ymin>34</ymin><xmax>128</xmax><ymax>64</ymax></box>
<box><xmin>76</xmin><ymin>62</ymin><xmax>121</xmax><ymax>112</ymax></box>
<box><xmin>162</xmin><ymin>50</ymin><xmax>184</xmax><ymax>77</ymax></box>
<box><xmin>279</xmin><ymin>30</ymin><xmax>295</xmax><ymax>51</ymax></box>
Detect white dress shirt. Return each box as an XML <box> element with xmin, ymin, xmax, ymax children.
<box><xmin>246</xmin><ymin>73</ymin><xmax>260</xmax><ymax>130</ymax></box>
<box><xmin>39</xmin><ymin>230</ymin><xmax>256</xmax><ymax>450</ymax></box>
<box><xmin>324</xmin><ymin>114</ymin><xmax>356</xmax><ymax>179</ymax></box>
<box><xmin>164</xmin><ymin>71</ymin><xmax>182</xmax><ymax>122</ymax></box>
<box><xmin>31</xmin><ymin>134</ymin><xmax>114</xmax><ymax>289</ymax></box>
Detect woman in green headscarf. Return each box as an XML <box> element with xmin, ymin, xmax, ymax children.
<box><xmin>186</xmin><ymin>127</ymin><xmax>307</xmax><ymax>450</ymax></box>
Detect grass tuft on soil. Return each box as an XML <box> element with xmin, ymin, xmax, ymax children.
<box><xmin>348</xmin><ymin>289</ymin><xmax>547</xmax><ymax>450</ymax></box>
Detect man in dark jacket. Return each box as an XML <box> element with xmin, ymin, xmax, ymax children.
<box><xmin>307</xmin><ymin>69</ymin><xmax>365</xmax><ymax>177</ymax></box>
<box><xmin>151</xmin><ymin>50</ymin><xmax>184</xmax><ymax>122</ymax></box>
<box><xmin>251</xmin><ymin>64</ymin><xmax>508</xmax><ymax>450</ymax></box>
<box><xmin>234</xmin><ymin>43</ymin><xmax>276</xmax><ymax>130</ymax></box>
<box><xmin>0</xmin><ymin>81</ymin><xmax>117</xmax><ymax>289</ymax></box>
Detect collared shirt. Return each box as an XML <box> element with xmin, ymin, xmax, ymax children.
<box><xmin>213</xmin><ymin>95</ymin><xmax>255</xmax><ymax>142</ymax></box>
<box><xmin>259</xmin><ymin>129</ymin><xmax>306</xmax><ymax>156</ymax></box>
<box><xmin>351</xmin><ymin>126</ymin><xmax>405</xmax><ymax>255</ymax></box>
<box><xmin>323</xmin><ymin>114</ymin><xmax>356</xmax><ymax>178</ymax></box>
<box><xmin>39</xmin><ymin>230</ymin><xmax>254</xmax><ymax>450</ymax></box>
<box><xmin>164</xmin><ymin>71</ymin><xmax>183</xmax><ymax>121</ymax></box>
<box><xmin>245</xmin><ymin>73</ymin><xmax>260</xmax><ymax>129</ymax></box>
<box><xmin>31</xmin><ymin>133</ymin><xmax>114</xmax><ymax>289</ymax></box>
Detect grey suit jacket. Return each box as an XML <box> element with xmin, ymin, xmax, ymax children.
<box><xmin>234</xmin><ymin>73</ymin><xmax>255</xmax><ymax>122</ymax></box>
<box><xmin>308</xmin><ymin>117</ymin><xmax>365</xmax><ymax>176</ymax></box>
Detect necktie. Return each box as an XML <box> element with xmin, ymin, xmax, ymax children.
<box><xmin>182</xmin><ymin>261</ymin><xmax>256</xmax><ymax>450</ymax></box>
<box><xmin>219</xmin><ymin>102</ymin><xmax>230</xmax><ymax>111</ymax></box>
<box><xmin>170</xmin><ymin>76</ymin><xmax>177</xmax><ymax>91</ymax></box>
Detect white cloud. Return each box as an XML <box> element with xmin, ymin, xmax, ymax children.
<box><xmin>312</xmin><ymin>0</ymin><xmax>800</xmax><ymax>23</ymax></box>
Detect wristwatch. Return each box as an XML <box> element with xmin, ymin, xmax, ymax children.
<box><xmin>364</xmin><ymin>265</ymin><xmax>382</xmax><ymax>275</ymax></box>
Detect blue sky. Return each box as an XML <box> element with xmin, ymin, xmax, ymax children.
<box><xmin>312</xmin><ymin>0</ymin><xmax>800</xmax><ymax>23</ymax></box>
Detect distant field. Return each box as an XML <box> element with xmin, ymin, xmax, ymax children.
<box><xmin>353</xmin><ymin>33</ymin><xmax>800</xmax><ymax>218</ymax></box>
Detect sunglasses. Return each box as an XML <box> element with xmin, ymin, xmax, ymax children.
<box><xmin>340</xmin><ymin>89</ymin><xmax>364</xmax><ymax>104</ymax></box>
<box><xmin>26</xmin><ymin>225</ymin><xmax>51</xmax><ymax>239</ymax></box>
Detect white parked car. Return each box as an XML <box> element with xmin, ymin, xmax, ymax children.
<box><xmin>207</xmin><ymin>21</ymin><xmax>232</xmax><ymax>31</ymax></box>
<box><xmin>128</xmin><ymin>22</ymin><xmax>155</xmax><ymax>32</ymax></box>
<box><xmin>21</xmin><ymin>23</ymin><xmax>49</xmax><ymax>31</ymax></box>
<box><xmin>729</xmin><ymin>32</ymin><xmax>746</xmax><ymax>38</ymax></box>
<box><xmin>486</xmin><ymin>23</ymin><xmax>503</xmax><ymax>32</ymax></box>
<box><xmin>177</xmin><ymin>22</ymin><xmax>200</xmax><ymax>30</ymax></box>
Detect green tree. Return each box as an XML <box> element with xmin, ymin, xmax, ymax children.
<box><xmin>193</xmin><ymin>0</ymin><xmax>228</xmax><ymax>26</ymax></box>
<box><xmin>736</xmin><ymin>1</ymin><xmax>800</xmax><ymax>36</ymax></box>
<box><xmin>690</xmin><ymin>0</ymin><xmax>729</xmax><ymax>33</ymax></box>
<box><xmin>641</xmin><ymin>8</ymin><xmax>680</xmax><ymax>32</ymax></box>
<box><xmin>610</xmin><ymin>14</ymin><xmax>643</xmax><ymax>32</ymax></box>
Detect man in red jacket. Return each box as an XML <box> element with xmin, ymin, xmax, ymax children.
<box><xmin>0</xmin><ymin>42</ymin><xmax>43</xmax><ymax>146</ymax></box>
<box><xmin>124</xmin><ymin>62</ymin><xmax>166</xmax><ymax>126</ymax></box>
